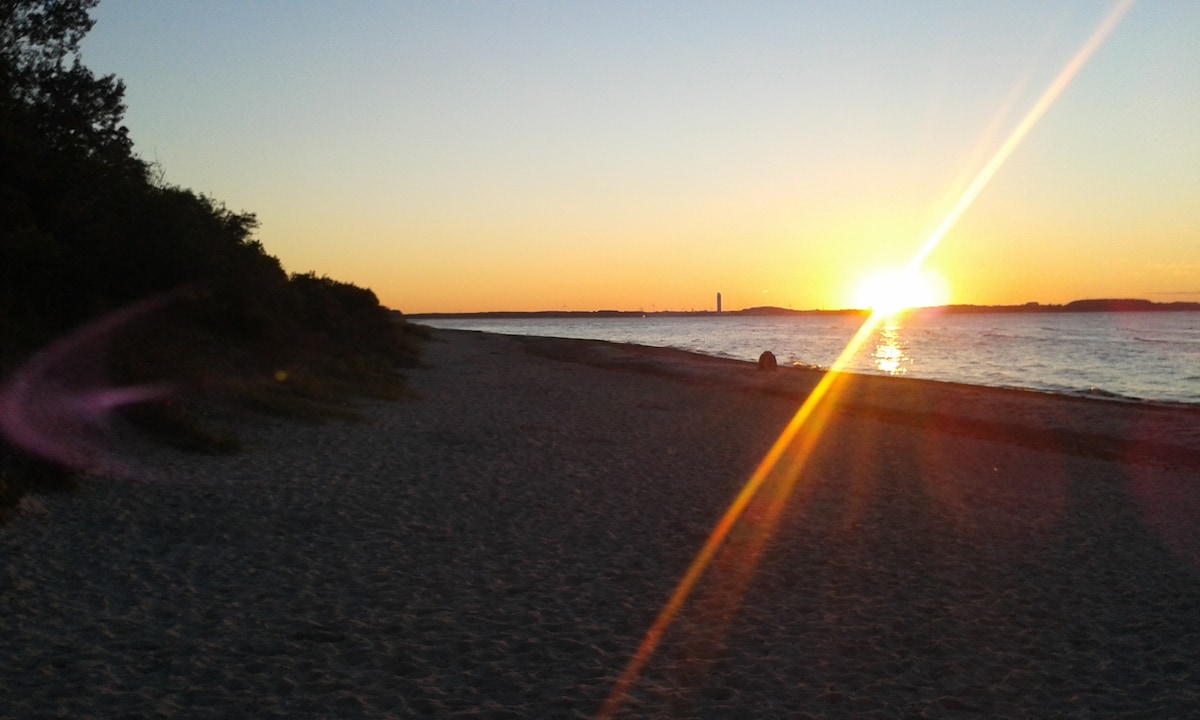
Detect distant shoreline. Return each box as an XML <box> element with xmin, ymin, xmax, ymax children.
<box><xmin>407</xmin><ymin>298</ymin><xmax>1200</xmax><ymax>319</ymax></box>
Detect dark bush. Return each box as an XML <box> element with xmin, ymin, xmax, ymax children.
<box><xmin>0</xmin><ymin>0</ymin><xmax>426</xmax><ymax>516</ymax></box>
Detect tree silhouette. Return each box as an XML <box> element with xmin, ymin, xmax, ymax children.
<box><xmin>0</xmin><ymin>0</ymin><xmax>419</xmax><ymax>370</ymax></box>
<box><xmin>1</xmin><ymin>0</ymin><xmax>136</xmax><ymax>172</ymax></box>
<box><xmin>1</xmin><ymin>1</ymin><xmax>425</xmax><ymax>505</ymax></box>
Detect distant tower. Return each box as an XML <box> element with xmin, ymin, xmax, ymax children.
<box><xmin>716</xmin><ymin>292</ymin><xmax>722</xmax><ymax>313</ymax></box>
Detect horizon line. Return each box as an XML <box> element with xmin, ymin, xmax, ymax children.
<box><xmin>403</xmin><ymin>297</ymin><xmax>1200</xmax><ymax>317</ymax></box>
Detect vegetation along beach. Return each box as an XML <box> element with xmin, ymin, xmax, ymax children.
<box><xmin>3</xmin><ymin>1</ymin><xmax>1200</xmax><ymax>718</ymax></box>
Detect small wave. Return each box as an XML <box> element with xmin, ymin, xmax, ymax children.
<box><xmin>791</xmin><ymin>361</ymin><xmax>827</xmax><ymax>371</ymax></box>
<box><xmin>1078</xmin><ymin>386</ymin><xmax>1142</xmax><ymax>402</ymax></box>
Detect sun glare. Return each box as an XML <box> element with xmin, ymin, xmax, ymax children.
<box><xmin>853</xmin><ymin>268</ymin><xmax>949</xmax><ymax>316</ymax></box>
<box><xmin>598</xmin><ymin>2</ymin><xmax>1134</xmax><ymax>716</ymax></box>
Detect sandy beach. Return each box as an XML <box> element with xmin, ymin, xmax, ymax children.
<box><xmin>2</xmin><ymin>327</ymin><xmax>1198</xmax><ymax>718</ymax></box>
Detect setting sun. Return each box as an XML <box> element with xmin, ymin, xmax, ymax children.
<box><xmin>853</xmin><ymin>268</ymin><xmax>950</xmax><ymax>316</ymax></box>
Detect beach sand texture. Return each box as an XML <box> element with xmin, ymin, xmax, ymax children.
<box><xmin>2</xmin><ymin>327</ymin><xmax>1198</xmax><ymax>718</ymax></box>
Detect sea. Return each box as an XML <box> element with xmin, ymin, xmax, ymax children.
<box><xmin>417</xmin><ymin>311</ymin><xmax>1200</xmax><ymax>406</ymax></box>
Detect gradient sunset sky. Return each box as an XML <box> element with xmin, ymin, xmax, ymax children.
<box><xmin>83</xmin><ymin>1</ymin><xmax>1199</xmax><ymax>313</ymax></box>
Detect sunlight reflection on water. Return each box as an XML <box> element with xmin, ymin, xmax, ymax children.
<box><xmin>872</xmin><ymin>323</ymin><xmax>910</xmax><ymax>375</ymax></box>
<box><xmin>419</xmin><ymin>311</ymin><xmax>1200</xmax><ymax>404</ymax></box>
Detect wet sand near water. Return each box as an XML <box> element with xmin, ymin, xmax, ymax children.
<box><xmin>2</xmin><ymin>327</ymin><xmax>1198</xmax><ymax>718</ymax></box>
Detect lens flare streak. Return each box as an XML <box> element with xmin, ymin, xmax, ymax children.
<box><xmin>0</xmin><ymin>295</ymin><xmax>174</xmax><ymax>479</ymax></box>
<box><xmin>598</xmin><ymin>316</ymin><xmax>884</xmax><ymax>717</ymax></box>
<box><xmin>907</xmin><ymin>0</ymin><xmax>1135</xmax><ymax>273</ymax></box>
<box><xmin>597</xmin><ymin>2</ymin><xmax>1135</xmax><ymax>716</ymax></box>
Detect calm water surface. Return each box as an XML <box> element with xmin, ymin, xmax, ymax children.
<box><xmin>419</xmin><ymin>312</ymin><xmax>1200</xmax><ymax>405</ymax></box>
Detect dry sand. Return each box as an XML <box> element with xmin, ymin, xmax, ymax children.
<box><xmin>2</xmin><ymin>327</ymin><xmax>1198</xmax><ymax>718</ymax></box>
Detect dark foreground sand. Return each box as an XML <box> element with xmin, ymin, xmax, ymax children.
<box><xmin>2</xmin><ymin>328</ymin><xmax>1198</xmax><ymax>718</ymax></box>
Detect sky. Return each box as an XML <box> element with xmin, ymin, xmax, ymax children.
<box><xmin>82</xmin><ymin>1</ymin><xmax>1200</xmax><ymax>313</ymax></box>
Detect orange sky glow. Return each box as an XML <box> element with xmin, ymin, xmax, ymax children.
<box><xmin>84</xmin><ymin>1</ymin><xmax>1199</xmax><ymax>313</ymax></box>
